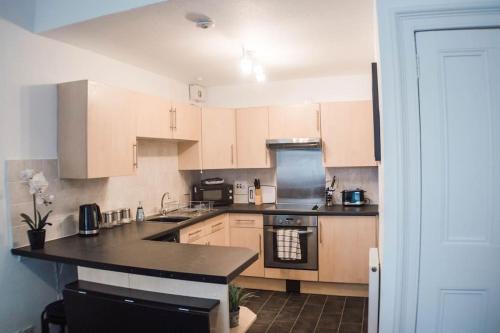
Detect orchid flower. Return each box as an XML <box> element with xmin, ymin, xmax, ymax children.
<box><xmin>19</xmin><ymin>169</ymin><xmax>55</xmax><ymax>230</ymax></box>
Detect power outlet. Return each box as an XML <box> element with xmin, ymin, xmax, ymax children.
<box><xmin>18</xmin><ymin>326</ymin><xmax>34</xmax><ymax>333</ymax></box>
<box><xmin>234</xmin><ymin>180</ymin><xmax>249</xmax><ymax>195</ymax></box>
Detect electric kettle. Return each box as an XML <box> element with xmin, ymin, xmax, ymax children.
<box><xmin>79</xmin><ymin>203</ymin><xmax>102</xmax><ymax>236</ymax></box>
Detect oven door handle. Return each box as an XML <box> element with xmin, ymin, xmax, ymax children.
<box><xmin>266</xmin><ymin>229</ymin><xmax>314</xmax><ymax>235</ymax></box>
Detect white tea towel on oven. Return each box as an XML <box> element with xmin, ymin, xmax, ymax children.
<box><xmin>277</xmin><ymin>229</ymin><xmax>302</xmax><ymax>260</ymax></box>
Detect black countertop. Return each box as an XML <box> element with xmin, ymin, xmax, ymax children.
<box><xmin>11</xmin><ymin>204</ymin><xmax>378</xmax><ymax>284</ymax></box>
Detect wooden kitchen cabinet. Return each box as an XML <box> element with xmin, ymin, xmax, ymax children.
<box><xmin>136</xmin><ymin>96</ymin><xmax>201</xmax><ymax>141</ymax></box>
<box><xmin>201</xmin><ymin>107</ymin><xmax>236</xmax><ymax>169</ymax></box>
<box><xmin>235</xmin><ymin>107</ymin><xmax>271</xmax><ymax>168</ymax></box>
<box><xmin>180</xmin><ymin>214</ymin><xmax>229</xmax><ymax>246</ymax></box>
<box><xmin>268</xmin><ymin>104</ymin><xmax>321</xmax><ymax>139</ymax></box>
<box><xmin>58</xmin><ymin>80</ymin><xmax>137</xmax><ymax>179</ymax></box>
<box><xmin>134</xmin><ymin>92</ymin><xmax>171</xmax><ymax>139</ymax></box>
<box><xmin>229</xmin><ymin>214</ymin><xmax>264</xmax><ymax>277</ymax></box>
<box><xmin>171</xmin><ymin>102</ymin><xmax>201</xmax><ymax>141</ymax></box>
<box><xmin>320</xmin><ymin>101</ymin><xmax>377</xmax><ymax>167</ymax></box>
<box><xmin>318</xmin><ymin>216</ymin><xmax>378</xmax><ymax>284</ymax></box>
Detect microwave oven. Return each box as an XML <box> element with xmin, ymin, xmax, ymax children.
<box><xmin>192</xmin><ymin>183</ymin><xmax>233</xmax><ymax>206</ymax></box>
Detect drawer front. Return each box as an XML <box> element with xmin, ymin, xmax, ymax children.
<box><xmin>180</xmin><ymin>214</ymin><xmax>229</xmax><ymax>244</ymax></box>
<box><xmin>180</xmin><ymin>224</ymin><xmax>206</xmax><ymax>243</ymax></box>
<box><xmin>207</xmin><ymin>214</ymin><xmax>228</xmax><ymax>233</ymax></box>
<box><xmin>229</xmin><ymin>214</ymin><xmax>263</xmax><ymax>228</ymax></box>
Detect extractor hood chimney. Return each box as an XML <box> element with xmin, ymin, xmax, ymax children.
<box><xmin>266</xmin><ymin>138</ymin><xmax>322</xmax><ymax>149</ymax></box>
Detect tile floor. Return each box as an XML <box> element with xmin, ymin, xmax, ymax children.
<box><xmin>241</xmin><ymin>290</ymin><xmax>368</xmax><ymax>333</ymax></box>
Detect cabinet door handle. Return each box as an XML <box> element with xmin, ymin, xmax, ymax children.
<box><xmin>169</xmin><ymin>108</ymin><xmax>174</xmax><ymax>130</ymax></box>
<box><xmin>230</xmin><ymin>144</ymin><xmax>234</xmax><ymax>165</ymax></box>
<box><xmin>316</xmin><ymin>109</ymin><xmax>321</xmax><ymax>131</ymax></box>
<box><xmin>234</xmin><ymin>219</ymin><xmax>255</xmax><ymax>223</ymax></box>
<box><xmin>211</xmin><ymin>222</ymin><xmax>223</xmax><ymax>229</ymax></box>
<box><xmin>189</xmin><ymin>229</ymin><xmax>202</xmax><ymax>237</ymax></box>
<box><xmin>319</xmin><ymin>221</ymin><xmax>323</xmax><ymax>244</ymax></box>
<box><xmin>258</xmin><ymin>234</ymin><xmax>262</xmax><ymax>256</ymax></box>
<box><xmin>133</xmin><ymin>144</ymin><xmax>138</xmax><ymax>168</ymax></box>
<box><xmin>174</xmin><ymin>108</ymin><xmax>177</xmax><ymax>129</ymax></box>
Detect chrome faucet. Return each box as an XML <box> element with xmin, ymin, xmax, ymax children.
<box><xmin>160</xmin><ymin>192</ymin><xmax>171</xmax><ymax>215</ymax></box>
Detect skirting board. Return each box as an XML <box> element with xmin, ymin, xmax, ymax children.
<box><xmin>233</xmin><ymin>276</ymin><xmax>368</xmax><ymax>297</ymax></box>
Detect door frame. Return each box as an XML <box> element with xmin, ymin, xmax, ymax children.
<box><xmin>380</xmin><ymin>4</ymin><xmax>500</xmax><ymax>333</ymax></box>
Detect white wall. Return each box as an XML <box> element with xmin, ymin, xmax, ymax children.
<box><xmin>0</xmin><ymin>18</ymin><xmax>188</xmax><ymax>333</ymax></box>
<box><xmin>206</xmin><ymin>74</ymin><xmax>371</xmax><ymax>108</ymax></box>
<box><xmin>376</xmin><ymin>1</ymin><xmax>497</xmax><ymax>332</ymax></box>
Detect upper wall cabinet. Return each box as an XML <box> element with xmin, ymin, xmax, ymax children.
<box><xmin>321</xmin><ymin>101</ymin><xmax>377</xmax><ymax>167</ymax></box>
<box><xmin>134</xmin><ymin>92</ymin><xmax>171</xmax><ymax>139</ymax></box>
<box><xmin>58</xmin><ymin>80</ymin><xmax>137</xmax><ymax>179</ymax></box>
<box><xmin>268</xmin><ymin>104</ymin><xmax>321</xmax><ymax>139</ymax></box>
<box><xmin>171</xmin><ymin>102</ymin><xmax>201</xmax><ymax>141</ymax></box>
<box><xmin>135</xmin><ymin>94</ymin><xmax>201</xmax><ymax>141</ymax></box>
<box><xmin>236</xmin><ymin>107</ymin><xmax>271</xmax><ymax>169</ymax></box>
<box><xmin>201</xmin><ymin>107</ymin><xmax>236</xmax><ymax>170</ymax></box>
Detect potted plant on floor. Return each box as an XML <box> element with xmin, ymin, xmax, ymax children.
<box><xmin>19</xmin><ymin>169</ymin><xmax>54</xmax><ymax>249</ymax></box>
<box><xmin>228</xmin><ymin>284</ymin><xmax>254</xmax><ymax>328</ymax></box>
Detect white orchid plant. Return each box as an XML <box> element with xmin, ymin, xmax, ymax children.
<box><xmin>19</xmin><ymin>169</ymin><xmax>55</xmax><ymax>231</ymax></box>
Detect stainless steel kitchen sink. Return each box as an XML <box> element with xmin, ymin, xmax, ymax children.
<box><xmin>146</xmin><ymin>216</ymin><xmax>190</xmax><ymax>223</ymax></box>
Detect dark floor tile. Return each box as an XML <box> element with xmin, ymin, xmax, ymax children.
<box><xmin>345</xmin><ymin>297</ymin><xmax>365</xmax><ymax>309</ymax></box>
<box><xmin>287</xmin><ymin>294</ymin><xmax>308</xmax><ymax>307</ymax></box>
<box><xmin>339</xmin><ymin>322</ymin><xmax>363</xmax><ymax>333</ymax></box>
<box><xmin>342</xmin><ymin>307</ymin><xmax>364</xmax><ymax>323</ymax></box>
<box><xmin>263</xmin><ymin>294</ymin><xmax>289</xmax><ymax>309</ymax></box>
<box><xmin>307</xmin><ymin>294</ymin><xmax>327</xmax><ymax>305</ymax></box>
<box><xmin>267</xmin><ymin>320</ymin><xmax>295</xmax><ymax>333</ymax></box>
<box><xmin>316</xmin><ymin>314</ymin><xmax>341</xmax><ymax>330</ymax></box>
<box><xmin>316</xmin><ymin>329</ymin><xmax>338</xmax><ymax>333</ymax></box>
<box><xmin>244</xmin><ymin>301</ymin><xmax>264</xmax><ymax>313</ymax></box>
<box><xmin>323</xmin><ymin>300</ymin><xmax>345</xmax><ymax>314</ymax></box>
<box><xmin>291</xmin><ymin>320</ymin><xmax>317</xmax><ymax>333</ymax></box>
<box><xmin>255</xmin><ymin>309</ymin><xmax>279</xmax><ymax>323</ymax></box>
<box><xmin>300</xmin><ymin>303</ymin><xmax>322</xmax><ymax>317</ymax></box>
<box><xmin>247</xmin><ymin>323</ymin><xmax>269</xmax><ymax>333</ymax></box>
<box><xmin>362</xmin><ymin>321</ymin><xmax>368</xmax><ymax>333</ymax></box>
<box><xmin>275</xmin><ymin>305</ymin><xmax>302</xmax><ymax>322</ymax></box>
<box><xmin>272</xmin><ymin>291</ymin><xmax>290</xmax><ymax>299</ymax></box>
<box><xmin>326</xmin><ymin>295</ymin><xmax>346</xmax><ymax>303</ymax></box>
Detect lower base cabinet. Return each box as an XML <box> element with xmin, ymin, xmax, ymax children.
<box><xmin>229</xmin><ymin>214</ymin><xmax>264</xmax><ymax>278</ymax></box>
<box><xmin>180</xmin><ymin>214</ymin><xmax>229</xmax><ymax>246</ymax></box>
<box><xmin>179</xmin><ymin>213</ymin><xmax>378</xmax><ymax>284</ymax></box>
<box><xmin>318</xmin><ymin>216</ymin><xmax>378</xmax><ymax>284</ymax></box>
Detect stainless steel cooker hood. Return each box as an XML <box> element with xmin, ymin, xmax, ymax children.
<box><xmin>266</xmin><ymin>138</ymin><xmax>322</xmax><ymax>149</ymax></box>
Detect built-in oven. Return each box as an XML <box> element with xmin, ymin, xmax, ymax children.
<box><xmin>263</xmin><ymin>214</ymin><xmax>318</xmax><ymax>270</ymax></box>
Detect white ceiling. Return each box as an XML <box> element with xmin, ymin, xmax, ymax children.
<box><xmin>44</xmin><ymin>0</ymin><xmax>375</xmax><ymax>87</ymax></box>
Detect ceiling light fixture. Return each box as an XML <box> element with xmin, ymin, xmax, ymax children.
<box><xmin>253</xmin><ymin>64</ymin><xmax>266</xmax><ymax>82</ymax></box>
<box><xmin>240</xmin><ymin>47</ymin><xmax>266</xmax><ymax>82</ymax></box>
<box><xmin>240</xmin><ymin>48</ymin><xmax>254</xmax><ymax>75</ymax></box>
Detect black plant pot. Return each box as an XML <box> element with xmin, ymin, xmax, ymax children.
<box><xmin>27</xmin><ymin>229</ymin><xmax>46</xmax><ymax>249</ymax></box>
<box><xmin>229</xmin><ymin>307</ymin><xmax>240</xmax><ymax>328</ymax></box>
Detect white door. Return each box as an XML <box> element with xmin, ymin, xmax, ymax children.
<box><xmin>416</xmin><ymin>29</ymin><xmax>500</xmax><ymax>333</ymax></box>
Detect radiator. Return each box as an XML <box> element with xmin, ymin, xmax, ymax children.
<box><xmin>368</xmin><ymin>248</ymin><xmax>380</xmax><ymax>333</ymax></box>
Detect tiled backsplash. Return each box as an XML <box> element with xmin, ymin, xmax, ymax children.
<box><xmin>7</xmin><ymin>140</ymin><xmax>194</xmax><ymax>247</ymax></box>
<box><xmin>199</xmin><ymin>166</ymin><xmax>379</xmax><ymax>204</ymax></box>
<box><xmin>7</xmin><ymin>139</ymin><xmax>378</xmax><ymax>247</ymax></box>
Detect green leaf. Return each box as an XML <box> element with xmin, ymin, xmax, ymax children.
<box><xmin>38</xmin><ymin>210</ymin><xmax>53</xmax><ymax>230</ymax></box>
<box><xmin>37</xmin><ymin>211</ymin><xmax>42</xmax><ymax>229</ymax></box>
<box><xmin>20</xmin><ymin>213</ymin><xmax>34</xmax><ymax>226</ymax></box>
<box><xmin>21</xmin><ymin>218</ymin><xmax>36</xmax><ymax>230</ymax></box>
